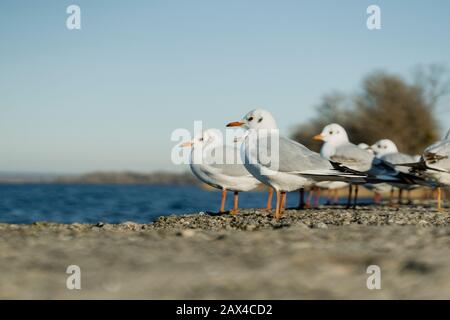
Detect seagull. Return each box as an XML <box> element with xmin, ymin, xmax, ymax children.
<box><xmin>355</xmin><ymin>142</ymin><xmax>389</xmax><ymax>204</ymax></box>
<box><xmin>357</xmin><ymin>143</ymin><xmax>374</xmax><ymax>154</ymax></box>
<box><xmin>399</xmin><ymin>129</ymin><xmax>450</xmax><ymax>211</ymax></box>
<box><xmin>180</xmin><ymin>128</ymin><xmax>268</xmax><ymax>214</ymax></box>
<box><xmin>307</xmin><ymin>133</ymin><xmax>351</xmax><ymax>207</ymax></box>
<box><xmin>371</xmin><ymin>139</ymin><xmax>420</xmax><ymax>204</ymax></box>
<box><xmin>226</xmin><ymin>109</ymin><xmax>367</xmax><ymax>218</ymax></box>
<box><xmin>313</xmin><ymin>124</ymin><xmax>421</xmax><ymax>208</ymax></box>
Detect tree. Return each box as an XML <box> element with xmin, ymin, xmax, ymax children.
<box><xmin>413</xmin><ymin>64</ymin><xmax>450</xmax><ymax>110</ymax></box>
<box><xmin>354</xmin><ymin>72</ymin><xmax>439</xmax><ymax>154</ymax></box>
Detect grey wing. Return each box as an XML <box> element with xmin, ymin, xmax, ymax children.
<box><xmin>424</xmin><ymin>140</ymin><xmax>450</xmax><ymax>172</ymax></box>
<box><xmin>382</xmin><ymin>153</ymin><xmax>416</xmax><ymax>165</ymax></box>
<box><xmin>381</xmin><ymin>153</ymin><xmax>417</xmax><ymax>174</ymax></box>
<box><xmin>258</xmin><ymin>136</ymin><xmax>332</xmax><ymax>173</ymax></box>
<box><xmin>209</xmin><ymin>145</ymin><xmax>253</xmax><ymax>177</ymax></box>
<box><xmin>330</xmin><ymin>143</ymin><xmax>374</xmax><ymax>172</ymax></box>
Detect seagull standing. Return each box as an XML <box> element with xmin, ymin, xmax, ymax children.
<box><xmin>226</xmin><ymin>109</ymin><xmax>367</xmax><ymax>218</ymax></box>
<box><xmin>180</xmin><ymin>129</ymin><xmax>265</xmax><ymax>214</ymax></box>
<box><xmin>371</xmin><ymin>139</ymin><xmax>419</xmax><ymax>205</ymax></box>
<box><xmin>356</xmin><ymin>143</ymin><xmax>389</xmax><ymax>204</ymax></box>
<box><xmin>401</xmin><ymin>129</ymin><xmax>450</xmax><ymax>211</ymax></box>
<box><xmin>313</xmin><ymin>124</ymin><xmax>420</xmax><ymax>208</ymax></box>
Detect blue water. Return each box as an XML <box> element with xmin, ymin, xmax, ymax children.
<box><xmin>0</xmin><ymin>184</ymin><xmax>368</xmax><ymax>224</ymax></box>
<box><xmin>0</xmin><ymin>184</ymin><xmax>307</xmax><ymax>224</ymax></box>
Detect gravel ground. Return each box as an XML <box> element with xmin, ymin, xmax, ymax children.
<box><xmin>1</xmin><ymin>204</ymin><xmax>450</xmax><ymax>299</ymax></box>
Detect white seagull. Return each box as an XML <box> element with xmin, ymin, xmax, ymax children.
<box><xmin>401</xmin><ymin>129</ymin><xmax>450</xmax><ymax>211</ymax></box>
<box><xmin>226</xmin><ymin>109</ymin><xmax>367</xmax><ymax>218</ymax></box>
<box><xmin>313</xmin><ymin>124</ymin><xmax>421</xmax><ymax>207</ymax></box>
<box><xmin>180</xmin><ymin>129</ymin><xmax>268</xmax><ymax>214</ymax></box>
<box><xmin>371</xmin><ymin>139</ymin><xmax>420</xmax><ymax>204</ymax></box>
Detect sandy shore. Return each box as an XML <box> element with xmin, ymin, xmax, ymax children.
<box><xmin>1</xmin><ymin>204</ymin><xmax>450</xmax><ymax>299</ymax></box>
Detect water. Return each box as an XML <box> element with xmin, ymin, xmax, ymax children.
<box><xmin>0</xmin><ymin>184</ymin><xmax>362</xmax><ymax>224</ymax></box>
<box><xmin>0</xmin><ymin>184</ymin><xmax>283</xmax><ymax>224</ymax></box>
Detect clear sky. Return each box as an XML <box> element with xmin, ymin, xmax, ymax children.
<box><xmin>1</xmin><ymin>0</ymin><xmax>450</xmax><ymax>173</ymax></box>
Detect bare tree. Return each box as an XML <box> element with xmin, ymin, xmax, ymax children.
<box><xmin>354</xmin><ymin>72</ymin><xmax>439</xmax><ymax>154</ymax></box>
<box><xmin>413</xmin><ymin>63</ymin><xmax>450</xmax><ymax>109</ymax></box>
<box><xmin>292</xmin><ymin>70</ymin><xmax>441</xmax><ymax>154</ymax></box>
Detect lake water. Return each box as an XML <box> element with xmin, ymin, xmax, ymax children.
<box><xmin>0</xmin><ymin>184</ymin><xmax>355</xmax><ymax>224</ymax></box>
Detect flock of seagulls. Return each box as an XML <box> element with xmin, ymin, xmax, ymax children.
<box><xmin>180</xmin><ymin>109</ymin><xmax>450</xmax><ymax>219</ymax></box>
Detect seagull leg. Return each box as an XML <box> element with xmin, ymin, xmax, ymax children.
<box><xmin>220</xmin><ymin>189</ymin><xmax>227</xmax><ymax>213</ymax></box>
<box><xmin>389</xmin><ymin>188</ymin><xmax>395</xmax><ymax>207</ymax></box>
<box><xmin>437</xmin><ymin>187</ymin><xmax>443</xmax><ymax>212</ymax></box>
<box><xmin>275</xmin><ymin>190</ymin><xmax>281</xmax><ymax>219</ymax></box>
<box><xmin>266</xmin><ymin>188</ymin><xmax>273</xmax><ymax>210</ymax></box>
<box><xmin>374</xmin><ymin>192</ymin><xmax>381</xmax><ymax>205</ymax></box>
<box><xmin>280</xmin><ymin>191</ymin><xmax>287</xmax><ymax>213</ymax></box>
<box><xmin>346</xmin><ymin>185</ymin><xmax>353</xmax><ymax>209</ymax></box>
<box><xmin>314</xmin><ymin>188</ymin><xmax>321</xmax><ymax>208</ymax></box>
<box><xmin>398</xmin><ymin>189</ymin><xmax>404</xmax><ymax>205</ymax></box>
<box><xmin>353</xmin><ymin>185</ymin><xmax>359</xmax><ymax>209</ymax></box>
<box><xmin>230</xmin><ymin>191</ymin><xmax>239</xmax><ymax>215</ymax></box>
<box><xmin>297</xmin><ymin>188</ymin><xmax>305</xmax><ymax>209</ymax></box>
<box><xmin>305</xmin><ymin>188</ymin><xmax>314</xmax><ymax>208</ymax></box>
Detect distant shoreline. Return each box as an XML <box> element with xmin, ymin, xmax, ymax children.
<box><xmin>0</xmin><ymin>171</ymin><xmax>199</xmax><ymax>185</ymax></box>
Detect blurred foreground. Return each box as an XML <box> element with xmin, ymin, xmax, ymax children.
<box><xmin>1</xmin><ymin>206</ymin><xmax>449</xmax><ymax>299</ymax></box>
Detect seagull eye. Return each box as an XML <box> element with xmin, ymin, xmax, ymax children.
<box><xmin>329</xmin><ymin>131</ymin><xmax>333</xmax><ymax>135</ymax></box>
<box><xmin>199</xmin><ymin>137</ymin><xmax>204</xmax><ymax>142</ymax></box>
<box><xmin>248</xmin><ymin>116</ymin><xmax>254</xmax><ymax>121</ymax></box>
<box><xmin>377</xmin><ymin>144</ymin><xmax>381</xmax><ymax>148</ymax></box>
<box><xmin>258</xmin><ymin>117</ymin><xmax>263</xmax><ymax>123</ymax></box>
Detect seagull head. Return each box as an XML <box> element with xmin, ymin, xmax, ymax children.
<box><xmin>226</xmin><ymin>108</ymin><xmax>278</xmax><ymax>130</ymax></box>
<box><xmin>314</xmin><ymin>123</ymin><xmax>349</xmax><ymax>145</ymax></box>
<box><xmin>371</xmin><ymin>139</ymin><xmax>399</xmax><ymax>156</ymax></box>
<box><xmin>179</xmin><ymin>129</ymin><xmax>222</xmax><ymax>149</ymax></box>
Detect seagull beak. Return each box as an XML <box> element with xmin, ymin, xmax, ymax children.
<box><xmin>179</xmin><ymin>141</ymin><xmax>194</xmax><ymax>148</ymax></box>
<box><xmin>313</xmin><ymin>134</ymin><xmax>324</xmax><ymax>141</ymax></box>
<box><xmin>226</xmin><ymin>121</ymin><xmax>245</xmax><ymax>127</ymax></box>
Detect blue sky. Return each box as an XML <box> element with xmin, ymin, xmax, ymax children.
<box><xmin>1</xmin><ymin>0</ymin><xmax>449</xmax><ymax>173</ymax></box>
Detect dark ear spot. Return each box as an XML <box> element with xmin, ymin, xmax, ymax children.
<box><xmin>258</xmin><ymin>117</ymin><xmax>263</xmax><ymax>123</ymax></box>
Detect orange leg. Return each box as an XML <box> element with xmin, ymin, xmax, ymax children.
<box><xmin>437</xmin><ymin>187</ymin><xmax>443</xmax><ymax>212</ymax></box>
<box><xmin>306</xmin><ymin>188</ymin><xmax>315</xmax><ymax>208</ymax></box>
<box><xmin>280</xmin><ymin>191</ymin><xmax>287</xmax><ymax>213</ymax></box>
<box><xmin>266</xmin><ymin>188</ymin><xmax>273</xmax><ymax>210</ymax></box>
<box><xmin>275</xmin><ymin>190</ymin><xmax>281</xmax><ymax>219</ymax></box>
<box><xmin>374</xmin><ymin>192</ymin><xmax>381</xmax><ymax>205</ymax></box>
<box><xmin>314</xmin><ymin>188</ymin><xmax>321</xmax><ymax>208</ymax></box>
<box><xmin>231</xmin><ymin>191</ymin><xmax>239</xmax><ymax>215</ymax></box>
<box><xmin>220</xmin><ymin>189</ymin><xmax>227</xmax><ymax>213</ymax></box>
